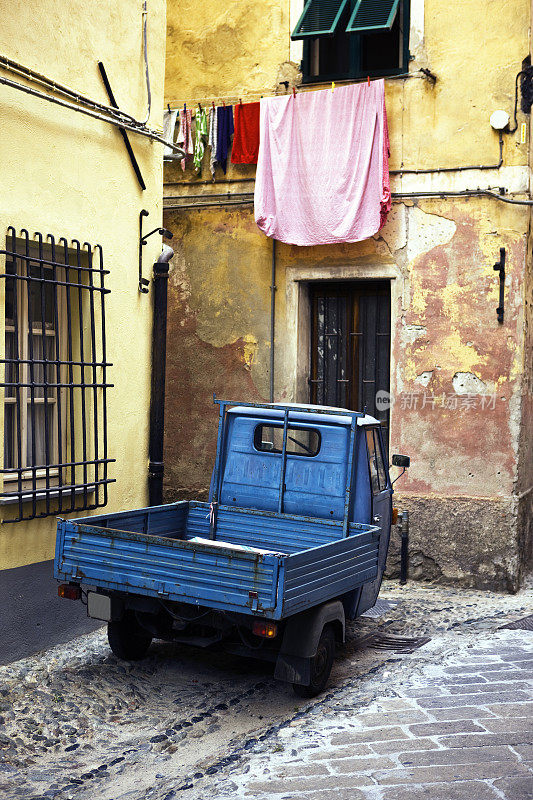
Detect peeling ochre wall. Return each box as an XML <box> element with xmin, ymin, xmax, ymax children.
<box><xmin>163</xmin><ymin>0</ymin><xmax>533</xmax><ymax>587</ymax></box>
<box><xmin>164</xmin><ymin>200</ymin><xmax>528</xmax><ymax>500</ymax></box>
<box><xmin>0</xmin><ymin>1</ymin><xmax>167</xmax><ymax>568</ymax></box>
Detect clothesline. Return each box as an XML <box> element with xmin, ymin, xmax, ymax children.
<box><xmin>165</xmin><ymin>70</ymin><xmax>429</xmax><ymax>111</ymax></box>
<box><xmin>167</xmin><ymin>79</ymin><xmax>393</xmax><ymax>247</ymax></box>
<box><xmin>167</xmin><ymin>95</ymin><xmax>264</xmax><ymax>113</ymax></box>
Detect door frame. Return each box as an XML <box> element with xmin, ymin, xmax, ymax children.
<box><xmin>285</xmin><ymin>262</ymin><xmax>403</xmax><ymax>452</ymax></box>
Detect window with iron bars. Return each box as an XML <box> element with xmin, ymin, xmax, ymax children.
<box><xmin>1</xmin><ymin>227</ymin><xmax>114</xmax><ymax>522</ymax></box>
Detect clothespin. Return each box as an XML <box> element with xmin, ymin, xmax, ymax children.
<box><xmin>212</xmin><ymin>100</ymin><xmax>215</xmax><ymax>109</ymax></box>
<box><xmin>184</xmin><ymin>102</ymin><xmax>186</xmax><ymax>112</ymax></box>
<box><xmin>367</xmin><ymin>76</ymin><xmax>370</xmax><ymax>86</ymax></box>
<box><xmin>292</xmin><ymin>87</ymin><xmax>296</xmax><ymax>99</ymax></box>
<box><xmin>167</xmin><ymin>103</ymin><xmax>171</xmax><ymax>113</ymax></box>
<box><xmin>222</xmin><ymin>99</ymin><xmax>226</xmax><ymax>107</ymax></box>
<box><xmin>239</xmin><ymin>98</ymin><xmax>243</xmax><ymax>105</ymax></box>
<box><xmin>331</xmin><ymin>81</ymin><xmax>335</xmax><ymax>93</ymax></box>
<box><xmin>198</xmin><ymin>102</ymin><xmax>202</xmax><ymax>113</ymax></box>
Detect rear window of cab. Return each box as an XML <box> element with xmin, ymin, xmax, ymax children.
<box><xmin>253</xmin><ymin>424</ymin><xmax>321</xmax><ymax>457</ymax></box>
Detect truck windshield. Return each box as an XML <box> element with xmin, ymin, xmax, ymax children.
<box><xmin>254</xmin><ymin>425</ymin><xmax>320</xmax><ymax>457</ymax></box>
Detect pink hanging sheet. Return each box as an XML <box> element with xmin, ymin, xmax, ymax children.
<box><xmin>254</xmin><ymin>81</ymin><xmax>391</xmax><ymax>246</ymax></box>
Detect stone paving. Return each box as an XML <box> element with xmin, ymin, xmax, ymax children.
<box><xmin>191</xmin><ymin>632</ymin><xmax>532</xmax><ymax>800</ymax></box>
<box><xmin>0</xmin><ymin>580</ymin><xmax>531</xmax><ymax>799</ymax></box>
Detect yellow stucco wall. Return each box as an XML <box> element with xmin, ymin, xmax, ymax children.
<box><xmin>165</xmin><ymin>0</ymin><xmax>529</xmax><ymax>171</ymax></box>
<box><xmin>166</xmin><ymin>0</ymin><xmax>291</xmax><ymax>104</ymax></box>
<box><xmin>0</xmin><ymin>0</ymin><xmax>168</xmax><ymax>568</ymax></box>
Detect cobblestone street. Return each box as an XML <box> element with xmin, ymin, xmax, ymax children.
<box><xmin>1</xmin><ymin>580</ymin><xmax>531</xmax><ymax>800</ymax></box>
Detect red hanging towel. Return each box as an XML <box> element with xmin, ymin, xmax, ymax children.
<box><xmin>231</xmin><ymin>101</ymin><xmax>260</xmax><ymax>164</ymax></box>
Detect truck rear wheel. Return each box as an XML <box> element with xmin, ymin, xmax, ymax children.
<box><xmin>293</xmin><ymin>625</ymin><xmax>335</xmax><ymax>698</ymax></box>
<box><xmin>107</xmin><ymin>611</ymin><xmax>152</xmax><ymax>661</ymax></box>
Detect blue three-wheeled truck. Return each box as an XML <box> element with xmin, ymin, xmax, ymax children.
<box><xmin>55</xmin><ymin>400</ymin><xmax>409</xmax><ymax>696</ymax></box>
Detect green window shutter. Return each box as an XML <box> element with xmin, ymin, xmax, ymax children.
<box><xmin>291</xmin><ymin>0</ymin><xmax>351</xmax><ymax>40</ymax></box>
<box><xmin>346</xmin><ymin>0</ymin><xmax>400</xmax><ymax>33</ymax></box>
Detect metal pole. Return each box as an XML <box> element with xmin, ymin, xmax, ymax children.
<box><xmin>148</xmin><ymin>247</ymin><xmax>173</xmax><ymax>506</ymax></box>
<box><xmin>98</xmin><ymin>62</ymin><xmax>146</xmax><ymax>191</ymax></box>
<box><xmin>399</xmin><ymin>510</ymin><xmax>409</xmax><ymax>585</ymax></box>
<box><xmin>269</xmin><ymin>238</ymin><xmax>276</xmax><ymax>402</ymax></box>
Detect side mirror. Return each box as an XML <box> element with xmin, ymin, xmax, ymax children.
<box><xmin>392</xmin><ymin>454</ymin><xmax>410</xmax><ymax>468</ymax></box>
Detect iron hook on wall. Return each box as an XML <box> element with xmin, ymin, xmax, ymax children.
<box><xmin>493</xmin><ymin>247</ymin><xmax>506</xmax><ymax>324</ymax></box>
<box><xmin>139</xmin><ymin>209</ymin><xmax>173</xmax><ymax>293</ymax></box>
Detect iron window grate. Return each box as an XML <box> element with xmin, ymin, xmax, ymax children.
<box><xmin>1</xmin><ymin>227</ymin><xmax>115</xmax><ymax>522</ymax></box>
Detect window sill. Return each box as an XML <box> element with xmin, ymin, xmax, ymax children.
<box><xmin>0</xmin><ymin>484</ymin><xmax>96</xmax><ymax>505</ymax></box>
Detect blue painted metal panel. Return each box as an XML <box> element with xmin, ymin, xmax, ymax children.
<box><xmin>60</xmin><ymin>502</ymin><xmax>190</xmax><ymax>539</ymax></box>
<box><xmin>186</xmin><ymin>503</ymin><xmax>344</xmax><ymax>554</ymax></box>
<box><xmin>220</xmin><ymin>415</ymin><xmax>281</xmax><ymax>512</ymax></box>
<box><xmin>54</xmin><ymin>503</ymin><xmax>379</xmax><ymax>621</ymax></box>
<box><xmin>55</xmin><ymin>519</ymin><xmax>281</xmax><ymax>616</ymax></box>
<box><xmin>352</xmin><ymin>428</ymin><xmax>372</xmax><ymax>523</ymax></box>
<box><xmin>281</xmin><ymin>525</ymin><xmax>381</xmax><ymax>615</ymax></box>
<box><xmin>219</xmin><ymin>414</ymin><xmax>351</xmax><ymax>519</ymax></box>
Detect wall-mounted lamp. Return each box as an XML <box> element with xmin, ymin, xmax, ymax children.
<box><xmin>139</xmin><ymin>209</ymin><xmax>173</xmax><ymax>293</ymax></box>
<box><xmin>490</xmin><ymin>110</ymin><xmax>510</xmax><ymax>131</ymax></box>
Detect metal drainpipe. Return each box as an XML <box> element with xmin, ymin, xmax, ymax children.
<box><xmin>269</xmin><ymin>238</ymin><xmax>276</xmax><ymax>402</ymax></box>
<box><xmin>148</xmin><ymin>244</ymin><xmax>174</xmax><ymax>506</ymax></box>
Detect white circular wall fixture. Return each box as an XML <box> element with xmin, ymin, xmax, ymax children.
<box><xmin>490</xmin><ymin>110</ymin><xmax>510</xmax><ymax>130</ymax></box>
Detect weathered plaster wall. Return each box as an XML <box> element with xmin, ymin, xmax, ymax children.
<box><xmin>165</xmin><ymin>199</ymin><xmax>528</xmax><ymax>591</ymax></box>
<box><xmin>164</xmin><ymin>208</ymin><xmax>271</xmax><ymax>499</ymax></box>
<box><xmin>163</xmin><ymin>0</ymin><xmax>532</xmax><ymax>588</ymax></box>
<box><xmin>165</xmin><ymin>0</ymin><xmax>291</xmax><ymax>103</ymax></box>
<box><xmin>0</xmin><ymin>1</ymin><xmax>167</xmax><ymax>567</ymax></box>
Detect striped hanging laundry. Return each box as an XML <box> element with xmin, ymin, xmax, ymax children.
<box><xmin>176</xmin><ymin>109</ymin><xmax>193</xmax><ymax>171</ymax></box>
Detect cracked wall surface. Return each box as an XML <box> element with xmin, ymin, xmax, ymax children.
<box><xmin>163</xmin><ymin>0</ymin><xmax>532</xmax><ymax>589</ymax></box>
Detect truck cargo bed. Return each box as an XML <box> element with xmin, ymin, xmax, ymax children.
<box><xmin>55</xmin><ymin>501</ymin><xmax>380</xmax><ymax>620</ymax></box>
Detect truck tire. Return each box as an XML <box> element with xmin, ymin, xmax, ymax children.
<box><xmin>293</xmin><ymin>625</ymin><xmax>335</xmax><ymax>698</ymax></box>
<box><xmin>107</xmin><ymin>611</ymin><xmax>152</xmax><ymax>661</ymax></box>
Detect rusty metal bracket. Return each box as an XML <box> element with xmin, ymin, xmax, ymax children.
<box><xmin>138</xmin><ymin>209</ymin><xmax>173</xmax><ymax>294</ymax></box>
<box><xmin>493</xmin><ymin>247</ymin><xmax>506</xmax><ymax>324</ymax></box>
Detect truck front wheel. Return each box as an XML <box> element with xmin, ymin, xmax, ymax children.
<box><xmin>108</xmin><ymin>611</ymin><xmax>152</xmax><ymax>661</ymax></box>
<box><xmin>293</xmin><ymin>625</ymin><xmax>335</xmax><ymax>698</ymax></box>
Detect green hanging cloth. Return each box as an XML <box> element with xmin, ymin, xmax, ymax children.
<box><xmin>193</xmin><ymin>106</ymin><xmax>208</xmax><ymax>173</ymax></box>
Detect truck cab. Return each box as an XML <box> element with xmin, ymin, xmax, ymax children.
<box><xmin>214</xmin><ymin>404</ymin><xmax>392</xmax><ymax>615</ymax></box>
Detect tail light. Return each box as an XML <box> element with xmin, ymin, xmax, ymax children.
<box><xmin>252</xmin><ymin>620</ymin><xmax>277</xmax><ymax>639</ymax></box>
<box><xmin>58</xmin><ymin>584</ymin><xmax>81</xmax><ymax>600</ymax></box>
<box><xmin>392</xmin><ymin>507</ymin><xmax>399</xmax><ymax>525</ymax></box>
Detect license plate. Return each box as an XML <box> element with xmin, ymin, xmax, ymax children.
<box><xmin>87</xmin><ymin>592</ymin><xmax>112</xmax><ymax>621</ymax></box>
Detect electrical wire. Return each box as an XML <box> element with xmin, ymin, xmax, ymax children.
<box><xmin>391</xmin><ymin>131</ymin><xmax>504</xmax><ymax>175</ymax></box>
<box><xmin>391</xmin><ymin>188</ymin><xmax>533</xmax><ymax>205</ymax></box>
<box><xmin>141</xmin><ymin>0</ymin><xmax>152</xmax><ymax>125</ymax></box>
<box><xmin>509</xmin><ymin>69</ymin><xmax>527</xmax><ymax>134</ymax></box>
<box><xmin>0</xmin><ymin>72</ymin><xmax>185</xmax><ymax>156</ymax></box>
<box><xmin>237</xmin><ymin>625</ymin><xmax>265</xmax><ymax>651</ymax></box>
<box><xmin>159</xmin><ymin>600</ymin><xmax>212</xmax><ymax>623</ymax></box>
<box><xmin>0</xmin><ymin>54</ymin><xmax>138</xmax><ymax>126</ymax></box>
<box><xmin>163</xmin><ymin>188</ymin><xmax>533</xmax><ymax>209</ymax></box>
